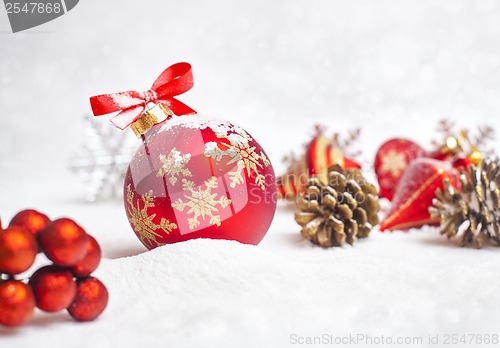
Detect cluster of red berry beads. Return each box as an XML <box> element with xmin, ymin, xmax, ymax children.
<box><xmin>0</xmin><ymin>209</ymin><xmax>108</xmax><ymax>327</ymax></box>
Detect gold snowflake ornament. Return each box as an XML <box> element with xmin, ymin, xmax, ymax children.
<box><xmin>171</xmin><ymin>177</ymin><xmax>232</xmax><ymax>230</ymax></box>
<box><xmin>157</xmin><ymin>147</ymin><xmax>192</xmax><ymax>185</ymax></box>
<box><xmin>204</xmin><ymin>126</ymin><xmax>271</xmax><ymax>190</ymax></box>
<box><xmin>126</xmin><ymin>184</ymin><xmax>178</xmax><ymax>247</ymax></box>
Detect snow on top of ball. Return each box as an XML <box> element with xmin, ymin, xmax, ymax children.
<box><xmin>157</xmin><ymin>115</ymin><xmax>251</xmax><ymax>146</ymax></box>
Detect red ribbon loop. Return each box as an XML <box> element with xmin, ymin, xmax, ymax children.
<box><xmin>89</xmin><ymin>62</ymin><xmax>196</xmax><ymax>130</ymax></box>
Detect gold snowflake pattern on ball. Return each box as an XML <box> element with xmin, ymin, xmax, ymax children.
<box><xmin>126</xmin><ymin>184</ymin><xmax>178</xmax><ymax>247</ymax></box>
<box><xmin>171</xmin><ymin>177</ymin><xmax>232</xmax><ymax>230</ymax></box>
<box><xmin>157</xmin><ymin>147</ymin><xmax>192</xmax><ymax>185</ymax></box>
<box><xmin>380</xmin><ymin>150</ymin><xmax>407</xmax><ymax>177</ymax></box>
<box><xmin>204</xmin><ymin>126</ymin><xmax>270</xmax><ymax>190</ymax></box>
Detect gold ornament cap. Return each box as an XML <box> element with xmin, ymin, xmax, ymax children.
<box><xmin>131</xmin><ymin>104</ymin><xmax>173</xmax><ymax>137</ymax></box>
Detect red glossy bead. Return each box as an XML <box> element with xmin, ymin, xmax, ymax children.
<box><xmin>67</xmin><ymin>277</ymin><xmax>108</xmax><ymax>322</ymax></box>
<box><xmin>38</xmin><ymin>218</ymin><xmax>88</xmax><ymax>266</ymax></box>
<box><xmin>0</xmin><ymin>280</ymin><xmax>35</xmax><ymax>327</ymax></box>
<box><xmin>70</xmin><ymin>235</ymin><xmax>101</xmax><ymax>278</ymax></box>
<box><xmin>29</xmin><ymin>265</ymin><xmax>77</xmax><ymax>312</ymax></box>
<box><xmin>9</xmin><ymin>209</ymin><xmax>50</xmax><ymax>236</ymax></box>
<box><xmin>124</xmin><ymin>116</ymin><xmax>277</xmax><ymax>249</ymax></box>
<box><xmin>0</xmin><ymin>226</ymin><xmax>38</xmax><ymax>275</ymax></box>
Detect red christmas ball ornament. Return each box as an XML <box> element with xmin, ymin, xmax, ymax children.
<box><xmin>29</xmin><ymin>265</ymin><xmax>77</xmax><ymax>312</ymax></box>
<box><xmin>0</xmin><ymin>226</ymin><xmax>38</xmax><ymax>275</ymax></box>
<box><xmin>0</xmin><ymin>280</ymin><xmax>35</xmax><ymax>327</ymax></box>
<box><xmin>9</xmin><ymin>209</ymin><xmax>50</xmax><ymax>237</ymax></box>
<box><xmin>374</xmin><ymin>139</ymin><xmax>426</xmax><ymax>201</ymax></box>
<box><xmin>70</xmin><ymin>235</ymin><xmax>101</xmax><ymax>278</ymax></box>
<box><xmin>38</xmin><ymin>218</ymin><xmax>89</xmax><ymax>266</ymax></box>
<box><xmin>67</xmin><ymin>277</ymin><xmax>108</xmax><ymax>322</ymax></box>
<box><xmin>90</xmin><ymin>63</ymin><xmax>278</xmax><ymax>249</ymax></box>
<box><xmin>124</xmin><ymin>113</ymin><xmax>277</xmax><ymax>249</ymax></box>
<box><xmin>380</xmin><ymin>158</ymin><xmax>460</xmax><ymax>231</ymax></box>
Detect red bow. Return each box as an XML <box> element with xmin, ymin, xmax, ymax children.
<box><xmin>89</xmin><ymin>62</ymin><xmax>196</xmax><ymax>129</ymax></box>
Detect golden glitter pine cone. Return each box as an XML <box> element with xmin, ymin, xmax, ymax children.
<box><xmin>430</xmin><ymin>158</ymin><xmax>500</xmax><ymax>248</ymax></box>
<box><xmin>295</xmin><ymin>164</ymin><xmax>380</xmax><ymax>247</ymax></box>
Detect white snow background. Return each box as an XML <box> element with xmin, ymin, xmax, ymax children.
<box><xmin>1</xmin><ymin>1</ymin><xmax>500</xmax><ymax>347</ymax></box>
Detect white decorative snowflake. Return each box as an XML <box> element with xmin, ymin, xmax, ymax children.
<box><xmin>157</xmin><ymin>147</ymin><xmax>192</xmax><ymax>185</ymax></box>
<box><xmin>68</xmin><ymin>115</ymin><xmax>136</xmax><ymax>202</ymax></box>
<box><xmin>171</xmin><ymin>177</ymin><xmax>232</xmax><ymax>230</ymax></box>
<box><xmin>380</xmin><ymin>150</ymin><xmax>407</xmax><ymax>177</ymax></box>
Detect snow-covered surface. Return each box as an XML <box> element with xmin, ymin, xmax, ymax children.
<box><xmin>2</xmin><ymin>1</ymin><xmax>500</xmax><ymax>347</ymax></box>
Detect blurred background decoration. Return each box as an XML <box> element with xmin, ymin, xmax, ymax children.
<box><xmin>67</xmin><ymin>115</ymin><xmax>136</xmax><ymax>202</ymax></box>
